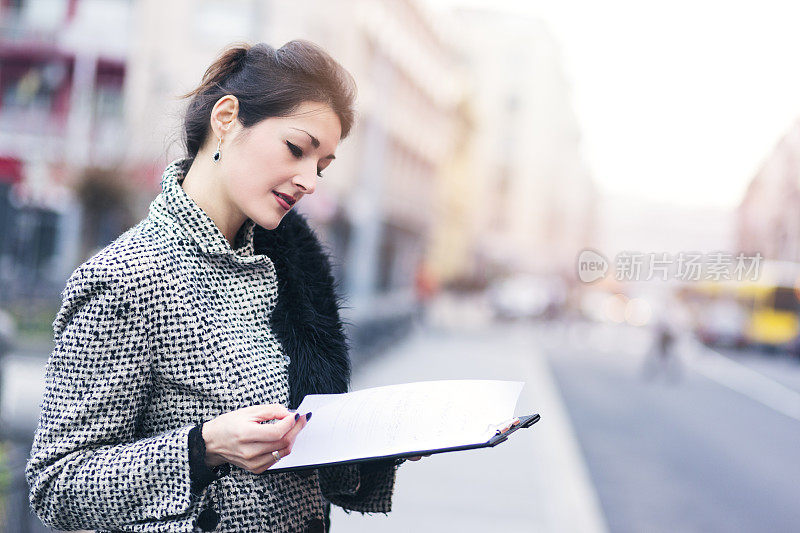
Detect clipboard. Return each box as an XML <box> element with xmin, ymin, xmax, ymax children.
<box><xmin>264</xmin><ymin>413</ymin><xmax>541</xmax><ymax>474</ymax></box>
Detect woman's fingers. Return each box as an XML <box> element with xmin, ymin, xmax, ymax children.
<box><xmin>254</xmin><ymin>414</ymin><xmax>310</xmax><ymax>472</ymax></box>
<box><xmin>212</xmin><ymin>404</ymin><xmax>314</xmax><ymax>473</ymax></box>
<box><xmin>253</xmin><ymin>411</ymin><xmax>298</xmax><ymax>441</ymax></box>
<box><xmin>249</xmin><ymin>443</ymin><xmax>293</xmax><ymax>473</ymax></box>
<box><xmin>251</xmin><ymin>430</ymin><xmax>304</xmax><ymax>473</ymax></box>
<box><xmin>281</xmin><ymin>412</ymin><xmax>308</xmax><ymax>443</ymax></box>
<box><xmin>247</xmin><ymin>403</ymin><xmax>291</xmax><ymax>422</ymax></box>
<box><xmin>266</xmin><ymin>413</ymin><xmax>308</xmax><ymax>460</ymax></box>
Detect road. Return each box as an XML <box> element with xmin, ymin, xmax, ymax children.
<box><xmin>334</xmin><ymin>300</ymin><xmax>800</xmax><ymax>532</ymax></box>
<box><xmin>539</xmin><ymin>319</ymin><xmax>800</xmax><ymax>533</ymax></box>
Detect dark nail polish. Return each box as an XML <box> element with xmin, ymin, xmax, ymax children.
<box><xmin>294</xmin><ymin>413</ymin><xmax>300</xmax><ymax>421</ymax></box>
<box><xmin>305</xmin><ymin>412</ymin><xmax>312</xmax><ymax>421</ymax></box>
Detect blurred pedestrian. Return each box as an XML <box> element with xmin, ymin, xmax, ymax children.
<box><xmin>642</xmin><ymin>316</ymin><xmax>682</xmax><ymax>382</ymax></box>
<box><xmin>26</xmin><ymin>40</ymin><xmax>423</xmax><ymax>533</ymax></box>
<box><xmin>414</xmin><ymin>260</ymin><xmax>438</xmax><ymax>326</ymax></box>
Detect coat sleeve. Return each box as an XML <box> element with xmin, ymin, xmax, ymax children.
<box><xmin>25</xmin><ymin>261</ymin><xmax>199</xmax><ymax>531</ymax></box>
<box><xmin>318</xmin><ymin>460</ymin><xmax>398</xmax><ymax>513</ymax></box>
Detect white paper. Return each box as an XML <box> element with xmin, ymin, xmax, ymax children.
<box><xmin>269</xmin><ymin>379</ymin><xmax>524</xmax><ymax>471</ymax></box>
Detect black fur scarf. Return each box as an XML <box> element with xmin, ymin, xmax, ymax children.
<box><xmin>252</xmin><ymin>210</ymin><xmax>350</xmax><ymax>410</ymax></box>
<box><xmin>255</xmin><ymin>215</ymin><xmax>396</xmax><ymax>523</ymax></box>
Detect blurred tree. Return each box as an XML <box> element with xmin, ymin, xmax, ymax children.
<box><xmin>74</xmin><ymin>166</ymin><xmax>135</xmax><ymax>263</ymax></box>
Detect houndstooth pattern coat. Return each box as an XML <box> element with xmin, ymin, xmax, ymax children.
<box><xmin>25</xmin><ymin>158</ymin><xmax>398</xmax><ymax>532</ymax></box>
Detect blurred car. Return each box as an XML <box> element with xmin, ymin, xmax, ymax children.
<box><xmin>695</xmin><ymin>297</ymin><xmax>748</xmax><ymax>348</ymax></box>
<box><xmin>488</xmin><ymin>275</ymin><xmax>565</xmax><ymax>321</ymax></box>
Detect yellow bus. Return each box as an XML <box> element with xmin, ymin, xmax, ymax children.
<box><xmin>682</xmin><ymin>261</ymin><xmax>800</xmax><ymax>350</ymax></box>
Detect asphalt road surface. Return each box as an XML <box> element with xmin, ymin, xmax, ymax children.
<box><xmin>335</xmin><ymin>308</ymin><xmax>800</xmax><ymax>533</ymax></box>
<box><xmin>540</xmin><ymin>320</ymin><xmax>800</xmax><ymax>533</ymax></box>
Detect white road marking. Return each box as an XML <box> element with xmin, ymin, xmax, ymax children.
<box><xmin>556</xmin><ymin>321</ymin><xmax>800</xmax><ymax>423</ymax></box>
<box><xmin>687</xmin><ymin>342</ymin><xmax>800</xmax><ymax>422</ymax></box>
<box><xmin>519</xmin><ymin>334</ymin><xmax>610</xmax><ymax>533</ymax></box>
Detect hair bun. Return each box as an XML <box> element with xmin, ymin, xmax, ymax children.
<box><xmin>198</xmin><ymin>43</ymin><xmax>251</xmax><ymax>89</ymax></box>
<box><xmin>229</xmin><ymin>46</ymin><xmax>248</xmax><ymax>71</ymax></box>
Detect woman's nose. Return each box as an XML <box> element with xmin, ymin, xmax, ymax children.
<box><xmin>292</xmin><ymin>168</ymin><xmax>317</xmax><ymax>195</ymax></box>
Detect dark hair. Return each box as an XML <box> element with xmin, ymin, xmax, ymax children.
<box><xmin>179</xmin><ymin>40</ymin><xmax>357</xmax><ymax>161</ymax></box>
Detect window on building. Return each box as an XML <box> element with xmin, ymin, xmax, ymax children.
<box><xmin>14</xmin><ymin>0</ymin><xmax>69</xmax><ymax>29</ymax></box>
<box><xmin>90</xmin><ymin>59</ymin><xmax>125</xmax><ymax>160</ymax></box>
<box><xmin>94</xmin><ymin>60</ymin><xmax>124</xmax><ymax>119</ymax></box>
<box><xmin>0</xmin><ymin>56</ymin><xmax>72</xmax><ymax>132</ymax></box>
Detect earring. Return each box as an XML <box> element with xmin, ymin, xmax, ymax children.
<box><xmin>212</xmin><ymin>137</ymin><xmax>222</xmax><ymax>163</ymax></box>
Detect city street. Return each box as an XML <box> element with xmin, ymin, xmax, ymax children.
<box><xmin>4</xmin><ymin>2</ymin><xmax>800</xmax><ymax>532</ymax></box>
<box><xmin>540</xmin><ymin>320</ymin><xmax>800</xmax><ymax>533</ymax></box>
<box><xmin>334</xmin><ymin>297</ymin><xmax>800</xmax><ymax>533</ymax></box>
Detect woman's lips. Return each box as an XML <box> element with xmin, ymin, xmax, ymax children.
<box><xmin>273</xmin><ymin>191</ymin><xmax>295</xmax><ymax>210</ymax></box>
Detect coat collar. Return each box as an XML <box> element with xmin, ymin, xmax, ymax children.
<box><xmin>151</xmin><ymin>158</ymin><xmax>272</xmax><ymax>267</ymax></box>
<box><xmin>150</xmin><ymin>158</ymin><xmax>351</xmax><ymax>409</ymax></box>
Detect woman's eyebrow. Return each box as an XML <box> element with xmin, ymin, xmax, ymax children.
<box><xmin>291</xmin><ymin>127</ymin><xmax>336</xmax><ymax>159</ymax></box>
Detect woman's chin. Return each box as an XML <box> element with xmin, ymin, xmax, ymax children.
<box><xmin>254</xmin><ymin>213</ymin><xmax>284</xmax><ymax>231</ymax></box>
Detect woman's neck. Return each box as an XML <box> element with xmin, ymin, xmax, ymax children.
<box><xmin>181</xmin><ymin>155</ymin><xmax>246</xmax><ymax>247</ymax></box>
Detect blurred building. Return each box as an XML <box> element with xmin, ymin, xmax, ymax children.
<box><xmin>738</xmin><ymin>118</ymin><xmax>800</xmax><ymax>261</ymax></box>
<box><xmin>0</xmin><ymin>0</ymin><xmax>132</xmax><ymax>301</ymax></box>
<box><xmin>0</xmin><ymin>0</ymin><xmax>467</xmax><ymax>311</ymax></box>
<box><xmin>445</xmin><ymin>8</ymin><xmax>597</xmax><ymax>279</ymax></box>
<box><xmin>427</xmin><ymin>94</ymin><xmax>480</xmax><ymax>287</ymax></box>
<box><xmin>2</xmin><ymin>0</ymin><xmax>599</xmax><ymax>314</ymax></box>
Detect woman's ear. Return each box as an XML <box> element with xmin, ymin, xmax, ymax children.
<box><xmin>209</xmin><ymin>95</ymin><xmax>240</xmax><ymax>142</ymax></box>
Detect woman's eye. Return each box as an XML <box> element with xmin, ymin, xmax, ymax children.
<box><xmin>285</xmin><ymin>141</ymin><xmax>303</xmax><ymax>158</ymax></box>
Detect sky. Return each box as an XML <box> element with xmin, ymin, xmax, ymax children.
<box><xmin>424</xmin><ymin>0</ymin><xmax>800</xmax><ymax>209</ymax></box>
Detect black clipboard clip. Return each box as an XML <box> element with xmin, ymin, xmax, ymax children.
<box><xmin>486</xmin><ymin>413</ymin><xmax>541</xmax><ymax>446</ymax></box>
<box><xmin>487</xmin><ymin>417</ymin><xmax>521</xmax><ymax>435</ymax></box>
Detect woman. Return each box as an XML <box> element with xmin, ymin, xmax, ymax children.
<box><xmin>26</xmin><ymin>40</ymin><xmax>422</xmax><ymax>533</ymax></box>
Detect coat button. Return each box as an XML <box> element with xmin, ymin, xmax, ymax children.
<box><xmin>305</xmin><ymin>517</ymin><xmax>325</xmax><ymax>533</ymax></box>
<box><xmin>195</xmin><ymin>506</ymin><xmax>220</xmax><ymax>531</ymax></box>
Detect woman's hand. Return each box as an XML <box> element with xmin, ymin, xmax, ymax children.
<box><xmin>202</xmin><ymin>404</ymin><xmax>309</xmax><ymax>474</ymax></box>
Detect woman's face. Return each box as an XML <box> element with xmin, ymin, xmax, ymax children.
<box><xmin>216</xmin><ymin>100</ymin><xmax>342</xmax><ymax>231</ymax></box>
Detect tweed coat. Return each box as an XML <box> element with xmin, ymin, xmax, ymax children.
<box><xmin>25</xmin><ymin>158</ymin><xmax>398</xmax><ymax>532</ymax></box>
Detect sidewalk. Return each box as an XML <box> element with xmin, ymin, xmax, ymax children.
<box><xmin>330</xmin><ymin>297</ymin><xmax>608</xmax><ymax>533</ymax></box>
